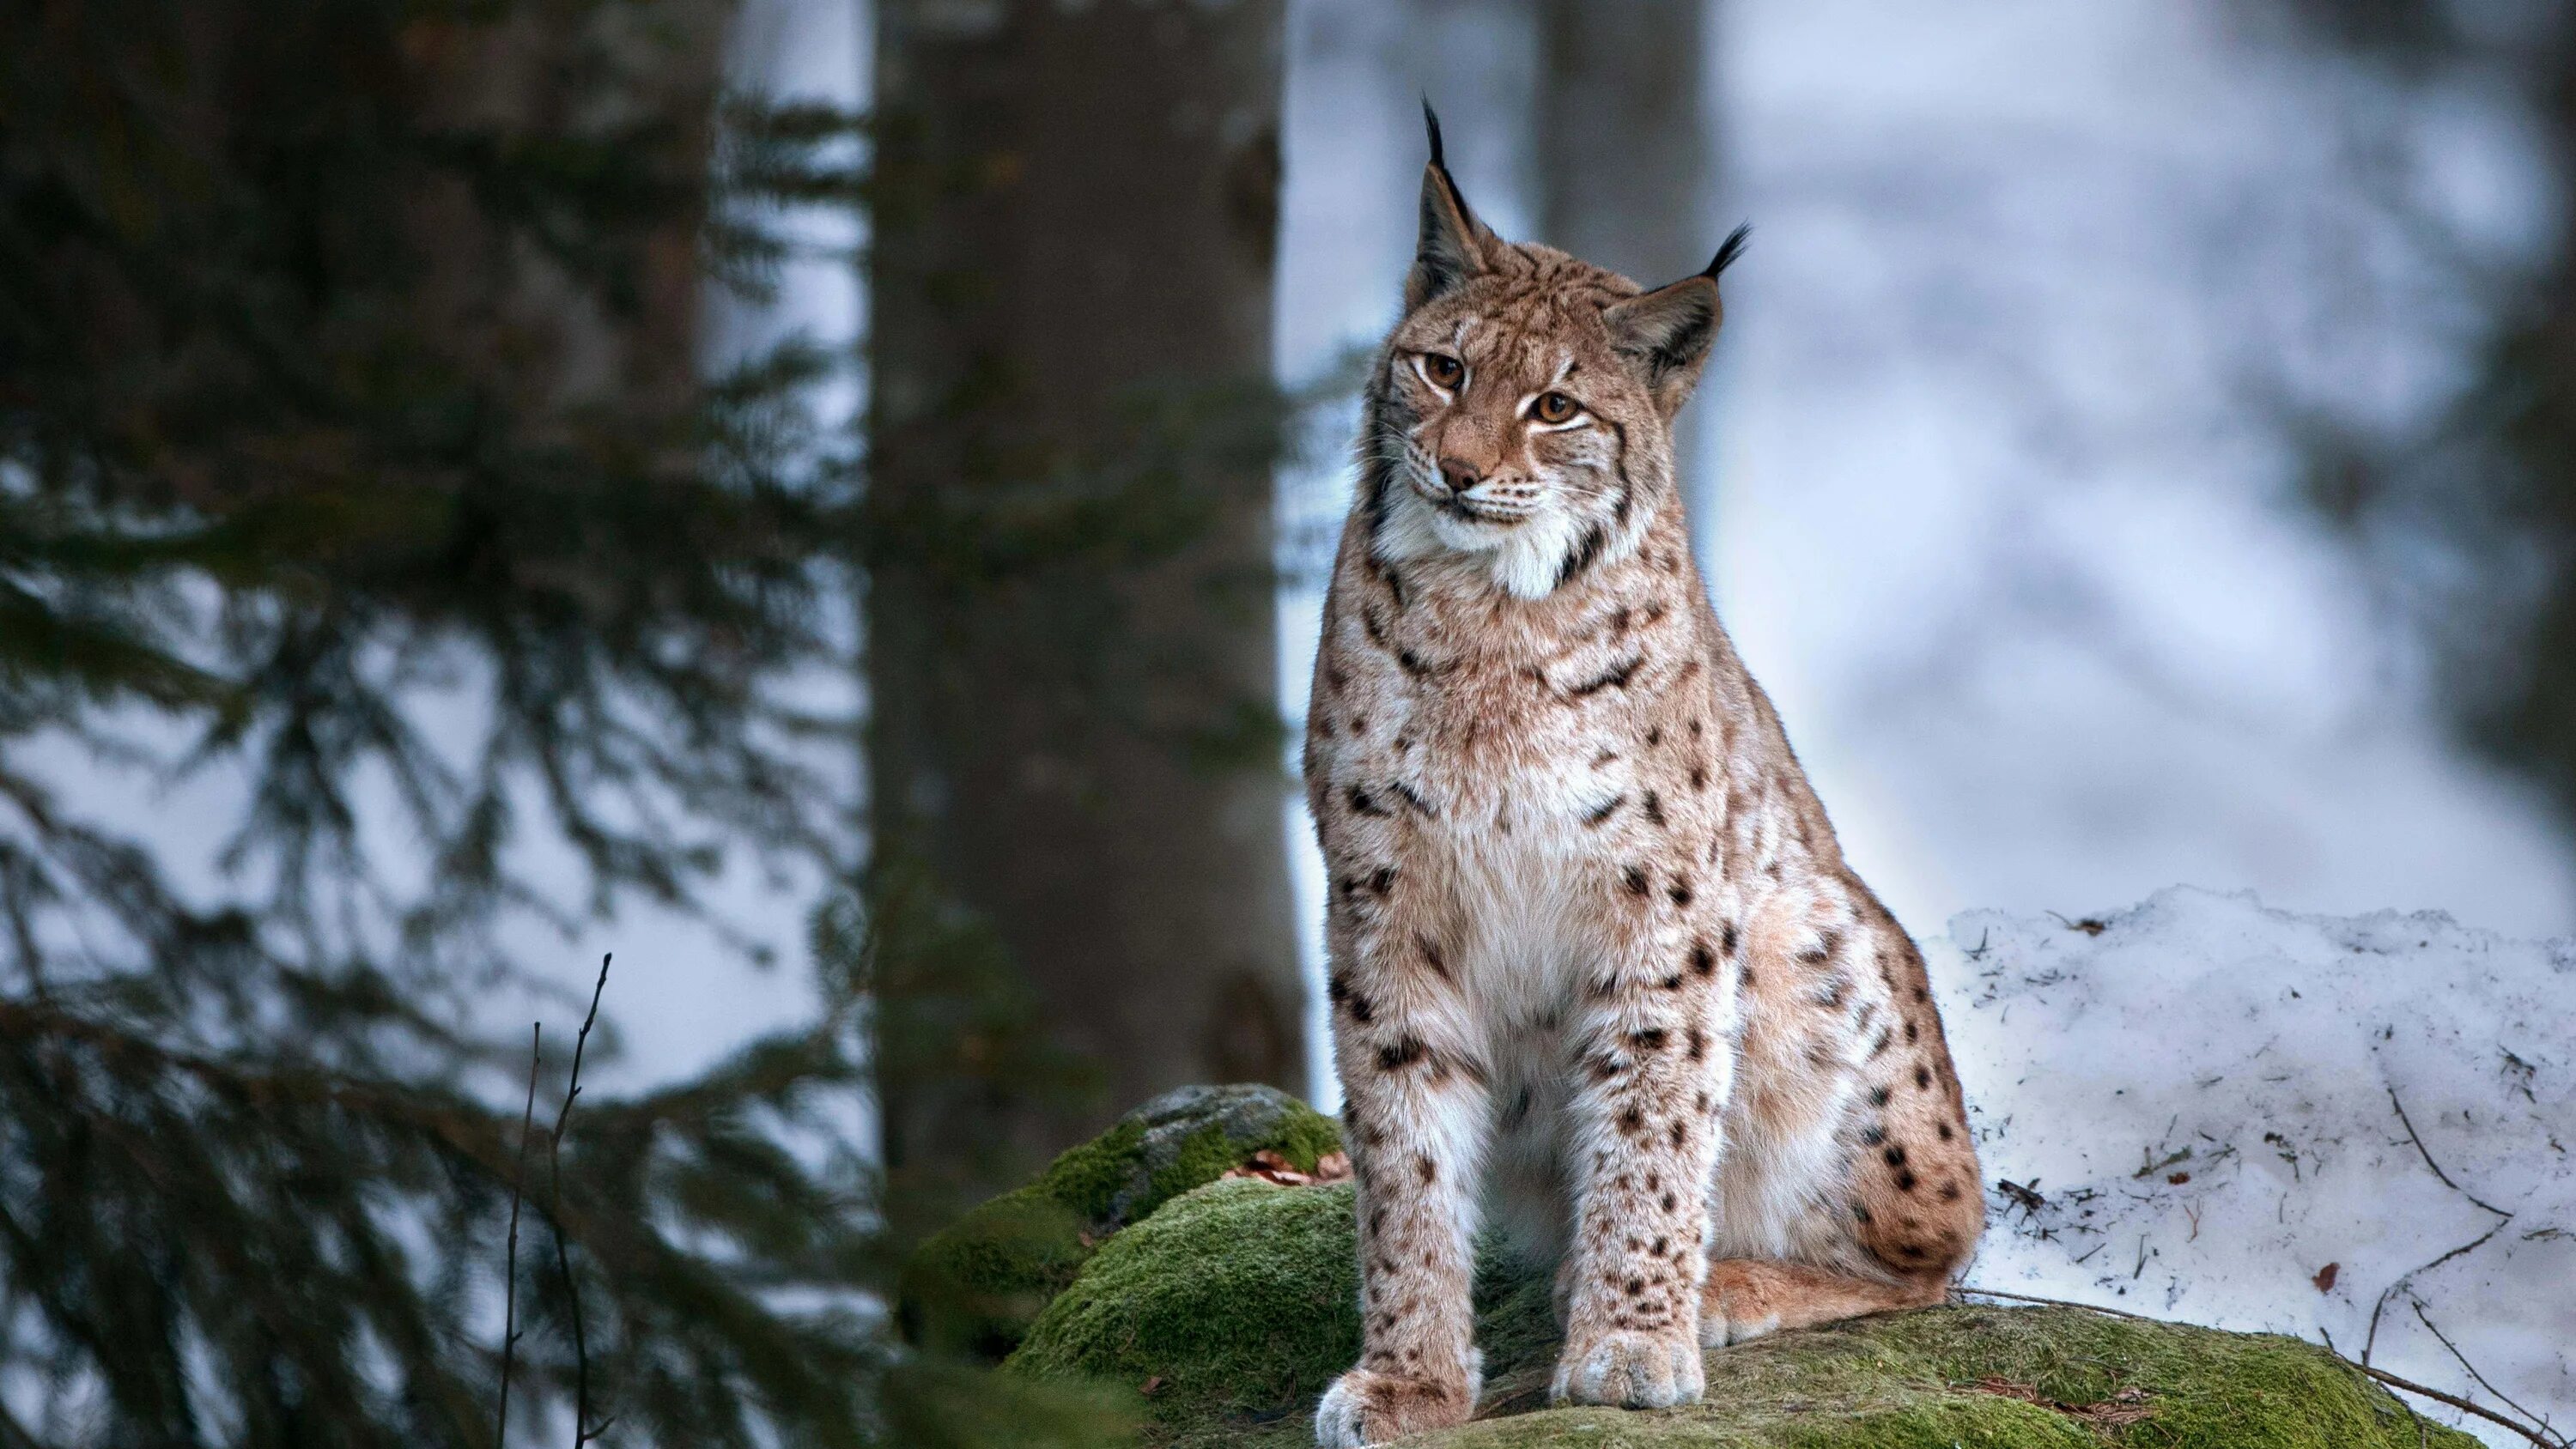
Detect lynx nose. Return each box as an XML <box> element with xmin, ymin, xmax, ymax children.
<box><xmin>1437</xmin><ymin>458</ymin><xmax>1481</xmax><ymax>495</ymax></box>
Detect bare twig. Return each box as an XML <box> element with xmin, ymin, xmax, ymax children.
<box><xmin>549</xmin><ymin>955</ymin><xmax>612</xmax><ymax>1448</ymax></box>
<box><xmin>1955</xmin><ymin>1283</ymin><xmax>2160</xmax><ymax>1322</ymax></box>
<box><xmin>2388</xmin><ymin>1086</ymin><xmax>2513</xmax><ymax>1218</ymax></box>
<box><xmin>2412</xmin><ymin>1300</ymin><xmax>2567</xmax><ymax>1447</ymax></box>
<box><xmin>2358</xmin><ymin>1361</ymin><xmax>2564</xmax><ymax>1449</ymax></box>
<box><xmin>2366</xmin><ymin>1218</ymin><xmax>2510</xmax><ymax>1364</ymax></box>
<box><xmin>498</xmin><ymin>1023</ymin><xmax>541</xmax><ymax>1449</ymax></box>
<box><xmin>1958</xmin><ymin>1283</ymin><xmax>2562</xmax><ymax>1447</ymax></box>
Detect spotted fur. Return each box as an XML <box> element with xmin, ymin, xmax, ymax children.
<box><xmin>1308</xmin><ymin>115</ymin><xmax>1981</xmax><ymax>1447</ymax></box>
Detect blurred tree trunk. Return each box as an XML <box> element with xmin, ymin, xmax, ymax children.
<box><xmin>1535</xmin><ymin>0</ymin><xmax>1722</xmax><ymax>530</ymax></box>
<box><xmin>866</xmin><ymin>0</ymin><xmax>1299</xmax><ymax>1201</ymax></box>
<box><xmin>2470</xmin><ymin>27</ymin><xmax>2576</xmax><ymax>828</ymax></box>
<box><xmin>2281</xmin><ymin>3</ymin><xmax>2576</xmax><ymax>847</ymax></box>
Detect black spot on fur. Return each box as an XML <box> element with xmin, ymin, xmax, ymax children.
<box><xmin>1415</xmin><ymin>933</ymin><xmax>1450</xmax><ymax>980</ymax></box>
<box><xmin>1556</xmin><ymin>524</ymin><xmax>1609</xmax><ymax>589</ymax></box>
<box><xmin>1378</xmin><ymin>1036</ymin><xmax>1426</xmax><ymax>1070</ymax></box>
<box><xmin>1392</xmin><ymin>781</ymin><xmax>1434</xmax><ymax>816</ymax></box>
<box><xmin>1630</xmin><ymin>1028</ymin><xmax>1668</xmax><ymax>1052</ymax></box>
<box><xmin>1894</xmin><ymin>1169</ymin><xmax>1918</xmax><ymax>1192</ymax></box>
<box><xmin>1721</xmin><ymin>921</ymin><xmax>1741</xmax><ymax>955</ymax></box>
<box><xmin>1859</xmin><ymin>1125</ymin><xmax>1886</xmax><ymax>1147</ymax></box>
<box><xmin>1869</xmin><ymin>1087</ymin><xmax>1892</xmax><ymax>1107</ymax></box>
<box><xmin>1347</xmin><ymin>786</ymin><xmax>1389</xmax><ymax>817</ymax></box>
<box><xmin>1690</xmin><ymin>941</ymin><xmax>1716</xmax><ymax>976</ymax></box>
<box><xmin>1667</xmin><ymin>879</ymin><xmax>1694</xmax><ymax>907</ymax></box>
<box><xmin>1882</xmin><ymin>1144</ymin><xmax>1908</xmax><ymax>1167</ymax></box>
<box><xmin>1584</xmin><ymin>794</ymin><xmax>1626</xmax><ymax>827</ymax></box>
<box><xmin>1623</xmin><ymin>866</ymin><xmax>1650</xmax><ymax>895</ymax></box>
<box><xmin>1915</xmin><ymin>1064</ymin><xmax>1934</xmax><ymax>1090</ymax></box>
<box><xmin>1642</xmin><ymin>791</ymin><xmax>1666</xmax><ymax>827</ymax></box>
<box><xmin>1569</xmin><ymin>657</ymin><xmax>1643</xmax><ymax>697</ymax></box>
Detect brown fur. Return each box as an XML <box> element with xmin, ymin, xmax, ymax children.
<box><xmin>1308</xmin><ymin>123</ymin><xmax>1980</xmax><ymax>1447</ymax></box>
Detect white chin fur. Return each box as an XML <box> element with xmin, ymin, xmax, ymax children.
<box><xmin>1373</xmin><ymin>492</ymin><xmax>1592</xmax><ymax>602</ymax></box>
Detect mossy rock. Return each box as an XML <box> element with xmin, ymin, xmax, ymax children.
<box><xmin>903</xmin><ymin>1084</ymin><xmax>1343</xmax><ymax>1357</ymax></box>
<box><xmin>1009</xmin><ymin>1178</ymin><xmax>2480</xmax><ymax>1449</ymax></box>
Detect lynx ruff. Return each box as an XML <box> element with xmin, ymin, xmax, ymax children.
<box><xmin>1304</xmin><ymin>111</ymin><xmax>1981</xmax><ymax>1447</ymax></box>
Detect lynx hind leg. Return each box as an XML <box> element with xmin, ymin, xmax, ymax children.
<box><xmin>1699</xmin><ymin>1258</ymin><xmax>1945</xmax><ymax>1345</ymax></box>
<box><xmin>1704</xmin><ymin>888</ymin><xmax>1979</xmax><ymax>1348</ymax></box>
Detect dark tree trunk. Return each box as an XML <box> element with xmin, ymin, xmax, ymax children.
<box><xmin>866</xmin><ymin>0</ymin><xmax>1300</xmax><ymax>1198</ymax></box>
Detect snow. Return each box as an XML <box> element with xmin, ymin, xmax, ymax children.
<box><xmin>1941</xmin><ymin>887</ymin><xmax>2576</xmax><ymax>1445</ymax></box>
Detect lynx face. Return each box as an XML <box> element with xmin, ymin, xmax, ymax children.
<box><xmin>1362</xmin><ymin>132</ymin><xmax>1745</xmax><ymax>601</ymax></box>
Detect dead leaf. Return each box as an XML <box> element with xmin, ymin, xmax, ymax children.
<box><xmin>2166</xmin><ymin>1172</ymin><xmax>2191</xmax><ymax>1185</ymax></box>
<box><xmin>1220</xmin><ymin>1149</ymin><xmax>1357</xmax><ymax>1189</ymax></box>
<box><xmin>1140</xmin><ymin>1375</ymin><xmax>1163</xmax><ymax>1397</ymax></box>
<box><xmin>2313</xmin><ymin>1263</ymin><xmax>2339</xmax><ymax>1293</ymax></box>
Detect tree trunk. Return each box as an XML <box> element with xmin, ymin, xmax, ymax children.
<box><xmin>866</xmin><ymin>0</ymin><xmax>1299</xmax><ymax>1199</ymax></box>
<box><xmin>1535</xmin><ymin>0</ymin><xmax>1721</xmax><ymax>532</ymax></box>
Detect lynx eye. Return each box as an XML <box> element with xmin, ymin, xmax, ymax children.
<box><xmin>1419</xmin><ymin>353</ymin><xmax>1465</xmax><ymax>389</ymax></box>
<box><xmin>1534</xmin><ymin>391</ymin><xmax>1582</xmax><ymax>425</ymax></box>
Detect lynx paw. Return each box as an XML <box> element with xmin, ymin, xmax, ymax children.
<box><xmin>1548</xmin><ymin>1328</ymin><xmax>1704</xmax><ymax>1409</ymax></box>
<box><xmin>1314</xmin><ymin>1356</ymin><xmax>1481</xmax><ymax>1447</ymax></box>
<box><xmin>1698</xmin><ymin>1261</ymin><xmax>1785</xmax><ymax>1347</ymax></box>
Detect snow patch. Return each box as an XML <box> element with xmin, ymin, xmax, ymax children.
<box><xmin>1941</xmin><ymin>887</ymin><xmax>2576</xmax><ymax>1445</ymax></box>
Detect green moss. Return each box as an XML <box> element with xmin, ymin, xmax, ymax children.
<box><xmin>1011</xmin><ymin>1179</ymin><xmax>1361</xmax><ymax>1435</ymax></box>
<box><xmin>1008</xmin><ymin>1173</ymin><xmax>2482</xmax><ymax>1449</ymax></box>
<box><xmin>903</xmin><ymin>1084</ymin><xmax>1343</xmax><ymax>1358</ymax></box>
<box><xmin>1046</xmin><ymin>1119</ymin><xmax>1151</xmax><ymax>1220</ymax></box>
<box><xmin>1436</xmin><ymin>1303</ymin><xmax>2479</xmax><ymax>1449</ymax></box>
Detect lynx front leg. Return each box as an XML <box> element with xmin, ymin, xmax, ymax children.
<box><xmin>1551</xmin><ymin>879</ymin><xmax>1733</xmax><ymax>1410</ymax></box>
<box><xmin>1315</xmin><ymin>882</ymin><xmax>1490</xmax><ymax>1446</ymax></box>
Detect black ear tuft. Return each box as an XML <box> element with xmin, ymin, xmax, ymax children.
<box><xmin>1704</xmin><ymin>222</ymin><xmax>1752</xmax><ymax>280</ymax></box>
<box><xmin>1406</xmin><ymin>102</ymin><xmax>1494</xmax><ymax>311</ymax></box>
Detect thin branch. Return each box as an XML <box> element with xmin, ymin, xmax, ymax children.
<box><xmin>2412</xmin><ymin>1300</ymin><xmax>2567</xmax><ymax>1448</ymax></box>
<box><xmin>2367</xmin><ymin>1218</ymin><xmax>2510</xmax><ymax>1364</ymax></box>
<box><xmin>2388</xmin><ymin>1086</ymin><xmax>2513</xmax><ymax>1217</ymax></box>
<box><xmin>548</xmin><ymin>955</ymin><xmax>612</xmax><ymax>1448</ymax></box>
<box><xmin>2360</xmin><ymin>1361</ymin><xmax>2563</xmax><ymax>1449</ymax></box>
<box><xmin>1958</xmin><ymin>1283</ymin><xmax>2562</xmax><ymax>1448</ymax></box>
<box><xmin>1954</xmin><ymin>1283</ymin><xmax>2160</xmax><ymax>1322</ymax></box>
<box><xmin>498</xmin><ymin>1022</ymin><xmax>541</xmax><ymax>1449</ymax></box>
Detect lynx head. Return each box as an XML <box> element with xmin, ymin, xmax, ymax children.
<box><xmin>1364</xmin><ymin>106</ymin><xmax>1746</xmax><ymax>601</ymax></box>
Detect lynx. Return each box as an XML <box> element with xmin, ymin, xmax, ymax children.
<box><xmin>1304</xmin><ymin>112</ymin><xmax>1983</xmax><ymax>1446</ymax></box>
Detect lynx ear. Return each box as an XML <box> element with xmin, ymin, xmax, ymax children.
<box><xmin>1407</xmin><ymin>102</ymin><xmax>1498</xmax><ymax>310</ymax></box>
<box><xmin>1604</xmin><ymin>224</ymin><xmax>1750</xmax><ymax>415</ymax></box>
